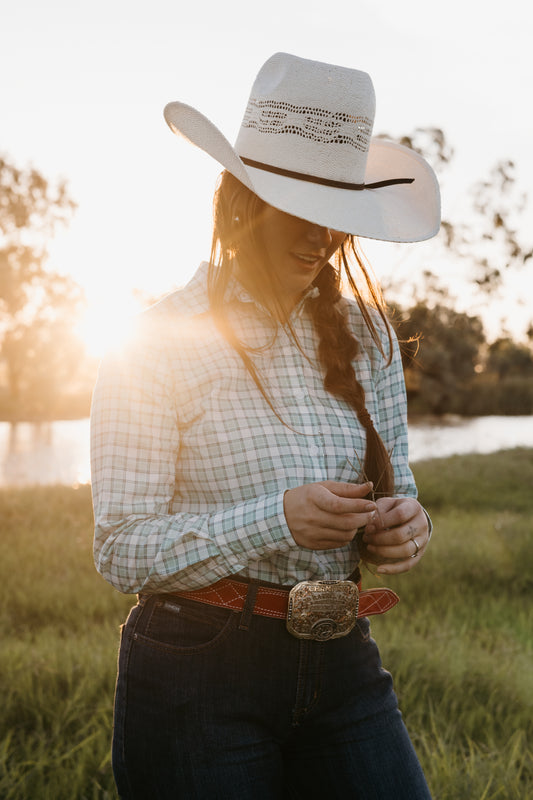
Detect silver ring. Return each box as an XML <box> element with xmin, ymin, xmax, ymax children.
<box><xmin>410</xmin><ymin>537</ymin><xmax>420</xmax><ymax>558</ymax></box>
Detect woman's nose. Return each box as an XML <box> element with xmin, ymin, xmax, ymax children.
<box><xmin>305</xmin><ymin>223</ymin><xmax>333</xmax><ymax>248</ymax></box>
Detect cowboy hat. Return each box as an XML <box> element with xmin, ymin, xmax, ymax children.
<box><xmin>164</xmin><ymin>52</ymin><xmax>440</xmax><ymax>243</ymax></box>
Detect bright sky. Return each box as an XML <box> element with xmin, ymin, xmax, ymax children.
<box><xmin>2</xmin><ymin>0</ymin><xmax>532</xmax><ymax>353</ymax></box>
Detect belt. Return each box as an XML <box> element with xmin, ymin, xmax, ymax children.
<box><xmin>167</xmin><ymin>577</ymin><xmax>399</xmax><ymax>638</ymax></box>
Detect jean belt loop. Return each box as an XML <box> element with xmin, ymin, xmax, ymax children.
<box><xmin>238</xmin><ymin>579</ymin><xmax>261</xmax><ymax>631</ymax></box>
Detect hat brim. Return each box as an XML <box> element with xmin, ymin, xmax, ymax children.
<box><xmin>164</xmin><ymin>102</ymin><xmax>440</xmax><ymax>243</ymax></box>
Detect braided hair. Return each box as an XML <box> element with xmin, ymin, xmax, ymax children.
<box><xmin>307</xmin><ymin>261</ymin><xmax>394</xmax><ymax>498</ymax></box>
<box><xmin>208</xmin><ymin>171</ymin><xmax>395</xmax><ymax>501</ymax></box>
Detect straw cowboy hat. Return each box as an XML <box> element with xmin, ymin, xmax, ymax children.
<box><xmin>164</xmin><ymin>52</ymin><xmax>440</xmax><ymax>243</ymax></box>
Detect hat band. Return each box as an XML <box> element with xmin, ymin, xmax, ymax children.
<box><xmin>240</xmin><ymin>156</ymin><xmax>414</xmax><ymax>191</ymax></box>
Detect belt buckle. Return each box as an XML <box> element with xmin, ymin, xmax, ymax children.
<box><xmin>286</xmin><ymin>580</ymin><xmax>359</xmax><ymax>641</ymax></box>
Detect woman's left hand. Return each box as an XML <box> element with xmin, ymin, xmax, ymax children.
<box><xmin>360</xmin><ymin>497</ymin><xmax>430</xmax><ymax>574</ymax></box>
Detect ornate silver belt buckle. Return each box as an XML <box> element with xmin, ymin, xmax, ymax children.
<box><xmin>286</xmin><ymin>580</ymin><xmax>359</xmax><ymax>641</ymax></box>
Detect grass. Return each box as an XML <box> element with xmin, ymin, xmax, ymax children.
<box><xmin>0</xmin><ymin>486</ymin><xmax>131</xmax><ymax>799</ymax></box>
<box><xmin>370</xmin><ymin>447</ymin><xmax>533</xmax><ymax>799</ymax></box>
<box><xmin>0</xmin><ymin>449</ymin><xmax>532</xmax><ymax>798</ymax></box>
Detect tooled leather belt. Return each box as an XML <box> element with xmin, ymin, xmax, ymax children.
<box><xmin>166</xmin><ymin>576</ymin><xmax>399</xmax><ymax>641</ymax></box>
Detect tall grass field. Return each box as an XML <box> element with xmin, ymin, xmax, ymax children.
<box><xmin>1</xmin><ymin>449</ymin><xmax>532</xmax><ymax>799</ymax></box>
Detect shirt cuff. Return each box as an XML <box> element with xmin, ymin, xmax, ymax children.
<box><xmin>210</xmin><ymin>490</ymin><xmax>293</xmax><ymax>569</ymax></box>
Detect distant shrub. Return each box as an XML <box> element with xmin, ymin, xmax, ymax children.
<box><xmin>466</xmin><ymin>375</ymin><xmax>533</xmax><ymax>416</ymax></box>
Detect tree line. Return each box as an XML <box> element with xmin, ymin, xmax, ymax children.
<box><xmin>381</xmin><ymin>128</ymin><xmax>533</xmax><ymax>417</ymax></box>
<box><xmin>0</xmin><ymin>156</ymin><xmax>95</xmax><ymax>421</ymax></box>
<box><xmin>0</xmin><ymin>132</ymin><xmax>532</xmax><ymax>421</ymax></box>
<box><xmin>391</xmin><ymin>300</ymin><xmax>533</xmax><ymax>416</ymax></box>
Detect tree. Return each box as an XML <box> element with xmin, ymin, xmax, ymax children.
<box><xmin>377</xmin><ymin>127</ymin><xmax>533</xmax><ymax>417</ymax></box>
<box><xmin>446</xmin><ymin>160</ymin><xmax>533</xmax><ymax>292</ymax></box>
<box><xmin>379</xmin><ymin>129</ymin><xmax>533</xmax><ymax>295</ymax></box>
<box><xmin>485</xmin><ymin>337</ymin><xmax>533</xmax><ymax>380</ymax></box>
<box><xmin>0</xmin><ymin>155</ymin><xmax>87</xmax><ymax>420</ymax></box>
<box><xmin>391</xmin><ymin>300</ymin><xmax>486</xmax><ymax>415</ymax></box>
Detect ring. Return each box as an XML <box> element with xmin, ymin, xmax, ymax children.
<box><xmin>410</xmin><ymin>537</ymin><xmax>420</xmax><ymax>558</ymax></box>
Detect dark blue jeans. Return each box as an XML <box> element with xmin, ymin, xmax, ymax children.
<box><xmin>112</xmin><ymin>589</ymin><xmax>432</xmax><ymax>799</ymax></box>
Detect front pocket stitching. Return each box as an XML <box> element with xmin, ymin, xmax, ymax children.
<box><xmin>133</xmin><ymin>610</ymin><xmax>238</xmax><ymax>655</ymax></box>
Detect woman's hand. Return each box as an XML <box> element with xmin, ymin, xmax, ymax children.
<box><xmin>284</xmin><ymin>481</ymin><xmax>377</xmax><ymax>550</ymax></box>
<box><xmin>360</xmin><ymin>497</ymin><xmax>430</xmax><ymax>574</ymax></box>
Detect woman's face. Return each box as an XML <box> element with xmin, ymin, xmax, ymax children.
<box><xmin>244</xmin><ymin>203</ymin><xmax>347</xmax><ymax>311</ymax></box>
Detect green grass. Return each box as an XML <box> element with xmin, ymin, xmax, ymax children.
<box><xmin>1</xmin><ymin>449</ymin><xmax>532</xmax><ymax>798</ymax></box>
<box><xmin>0</xmin><ymin>486</ymin><xmax>131</xmax><ymax>799</ymax></box>
<box><xmin>370</xmin><ymin>447</ymin><xmax>533</xmax><ymax>799</ymax></box>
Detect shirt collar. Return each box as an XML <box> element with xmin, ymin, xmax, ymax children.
<box><xmin>226</xmin><ymin>262</ymin><xmax>320</xmax><ymax>320</ymax></box>
<box><xmin>185</xmin><ymin>261</ymin><xmax>319</xmax><ymax>321</ymax></box>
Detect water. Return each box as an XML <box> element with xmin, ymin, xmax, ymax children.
<box><xmin>1</xmin><ymin>419</ymin><xmax>91</xmax><ymax>488</ymax></box>
<box><xmin>407</xmin><ymin>415</ymin><xmax>533</xmax><ymax>461</ymax></box>
<box><xmin>0</xmin><ymin>415</ymin><xmax>532</xmax><ymax>488</ymax></box>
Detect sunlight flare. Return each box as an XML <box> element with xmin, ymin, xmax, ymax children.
<box><xmin>75</xmin><ymin>296</ymin><xmax>141</xmax><ymax>359</ymax></box>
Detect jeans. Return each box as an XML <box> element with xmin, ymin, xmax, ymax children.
<box><xmin>112</xmin><ymin>588</ymin><xmax>432</xmax><ymax>799</ymax></box>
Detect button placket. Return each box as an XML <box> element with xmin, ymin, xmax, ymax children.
<box><xmin>308</xmin><ymin>431</ymin><xmax>327</xmax><ymax>481</ymax></box>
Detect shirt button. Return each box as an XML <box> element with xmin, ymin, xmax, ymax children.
<box><xmin>309</xmin><ymin>444</ymin><xmax>320</xmax><ymax>456</ymax></box>
<box><xmin>294</xmin><ymin>388</ymin><xmax>307</xmax><ymax>399</ymax></box>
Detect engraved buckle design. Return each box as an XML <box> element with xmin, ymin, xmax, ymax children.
<box><xmin>286</xmin><ymin>580</ymin><xmax>359</xmax><ymax>641</ymax></box>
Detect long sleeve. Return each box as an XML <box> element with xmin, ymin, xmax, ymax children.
<box><xmin>91</xmin><ymin>264</ymin><xmax>421</xmax><ymax>594</ymax></box>
<box><xmin>91</xmin><ymin>331</ymin><xmax>294</xmax><ymax>594</ymax></box>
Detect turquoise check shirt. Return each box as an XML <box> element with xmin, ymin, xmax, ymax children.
<box><xmin>91</xmin><ymin>263</ymin><xmax>418</xmax><ymax>595</ymax></box>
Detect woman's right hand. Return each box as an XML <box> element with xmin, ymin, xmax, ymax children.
<box><xmin>283</xmin><ymin>481</ymin><xmax>378</xmax><ymax>550</ymax></box>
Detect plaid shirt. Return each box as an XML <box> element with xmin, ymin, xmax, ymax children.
<box><xmin>91</xmin><ymin>263</ymin><xmax>417</xmax><ymax>594</ymax></box>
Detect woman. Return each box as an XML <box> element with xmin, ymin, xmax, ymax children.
<box><xmin>91</xmin><ymin>53</ymin><xmax>440</xmax><ymax>799</ymax></box>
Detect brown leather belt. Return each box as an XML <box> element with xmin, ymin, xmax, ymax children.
<box><xmin>168</xmin><ymin>577</ymin><xmax>399</xmax><ymax>621</ymax></box>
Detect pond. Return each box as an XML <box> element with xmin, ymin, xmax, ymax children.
<box><xmin>0</xmin><ymin>415</ymin><xmax>532</xmax><ymax>488</ymax></box>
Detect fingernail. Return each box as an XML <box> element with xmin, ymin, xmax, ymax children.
<box><xmin>364</xmin><ymin>503</ymin><xmax>376</xmax><ymax>513</ymax></box>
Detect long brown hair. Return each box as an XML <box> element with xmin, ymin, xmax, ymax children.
<box><xmin>208</xmin><ymin>170</ymin><xmax>395</xmax><ymax>497</ymax></box>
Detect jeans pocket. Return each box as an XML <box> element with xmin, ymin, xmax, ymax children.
<box><xmin>134</xmin><ymin>596</ymin><xmax>238</xmax><ymax>654</ymax></box>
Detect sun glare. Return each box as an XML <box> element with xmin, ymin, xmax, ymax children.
<box><xmin>76</xmin><ymin>296</ymin><xmax>141</xmax><ymax>359</ymax></box>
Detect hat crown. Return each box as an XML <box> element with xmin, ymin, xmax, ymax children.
<box><xmin>235</xmin><ymin>53</ymin><xmax>376</xmax><ymax>184</ymax></box>
<box><xmin>163</xmin><ymin>51</ymin><xmax>440</xmax><ymax>242</ymax></box>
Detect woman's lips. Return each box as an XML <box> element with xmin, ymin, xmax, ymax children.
<box><xmin>291</xmin><ymin>252</ymin><xmax>323</xmax><ymax>267</ymax></box>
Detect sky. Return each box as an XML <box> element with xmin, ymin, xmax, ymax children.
<box><xmin>2</xmin><ymin>0</ymin><xmax>532</xmax><ymax>353</ymax></box>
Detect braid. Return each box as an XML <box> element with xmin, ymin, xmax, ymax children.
<box><xmin>308</xmin><ymin>263</ymin><xmax>394</xmax><ymax>499</ymax></box>
<box><xmin>210</xmin><ymin>171</ymin><xmax>395</xmax><ymax>504</ymax></box>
